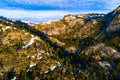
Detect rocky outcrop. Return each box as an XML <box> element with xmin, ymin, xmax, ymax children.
<box><xmin>106</xmin><ymin>6</ymin><xmax>120</xmax><ymax>33</ymax></box>
<box><xmin>82</xmin><ymin>43</ymin><xmax>120</xmax><ymax>60</ymax></box>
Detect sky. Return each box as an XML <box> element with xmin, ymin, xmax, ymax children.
<box><xmin>0</xmin><ymin>0</ymin><xmax>120</xmax><ymax>23</ymax></box>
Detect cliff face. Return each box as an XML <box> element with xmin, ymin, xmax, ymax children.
<box><xmin>105</xmin><ymin>6</ymin><xmax>120</xmax><ymax>33</ymax></box>
<box><xmin>0</xmin><ymin>6</ymin><xmax>120</xmax><ymax>80</ymax></box>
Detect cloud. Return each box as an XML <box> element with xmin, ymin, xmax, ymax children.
<box><xmin>0</xmin><ymin>0</ymin><xmax>119</xmax><ymax>23</ymax></box>
<box><xmin>3</xmin><ymin>0</ymin><xmax>119</xmax><ymax>11</ymax></box>
<box><xmin>4</xmin><ymin>0</ymin><xmax>103</xmax><ymax>9</ymax></box>
<box><xmin>7</xmin><ymin>0</ymin><xmax>73</xmax><ymax>8</ymax></box>
<box><xmin>101</xmin><ymin>0</ymin><xmax>120</xmax><ymax>10</ymax></box>
<box><xmin>1</xmin><ymin>0</ymin><xmax>120</xmax><ymax>11</ymax></box>
<box><xmin>0</xmin><ymin>9</ymin><xmax>67</xmax><ymax>23</ymax></box>
<box><xmin>0</xmin><ymin>9</ymin><xmax>109</xmax><ymax>23</ymax></box>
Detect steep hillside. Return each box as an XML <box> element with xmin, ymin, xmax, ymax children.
<box><xmin>0</xmin><ymin>6</ymin><xmax>120</xmax><ymax>80</ymax></box>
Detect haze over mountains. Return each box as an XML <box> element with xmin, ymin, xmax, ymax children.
<box><xmin>0</xmin><ymin>5</ymin><xmax>120</xmax><ymax>80</ymax></box>
<box><xmin>0</xmin><ymin>9</ymin><xmax>110</xmax><ymax>23</ymax></box>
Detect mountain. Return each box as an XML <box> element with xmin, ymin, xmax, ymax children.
<box><xmin>0</xmin><ymin>6</ymin><xmax>120</xmax><ymax>80</ymax></box>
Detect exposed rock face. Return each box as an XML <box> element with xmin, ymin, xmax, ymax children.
<box><xmin>106</xmin><ymin>6</ymin><xmax>120</xmax><ymax>33</ymax></box>
<box><xmin>0</xmin><ymin>6</ymin><xmax>120</xmax><ymax>80</ymax></box>
<box><xmin>98</xmin><ymin>61</ymin><xmax>113</xmax><ymax>70</ymax></box>
<box><xmin>82</xmin><ymin>43</ymin><xmax>120</xmax><ymax>60</ymax></box>
<box><xmin>106</xmin><ymin>14</ymin><xmax>120</xmax><ymax>33</ymax></box>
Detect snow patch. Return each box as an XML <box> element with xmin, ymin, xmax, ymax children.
<box><xmin>46</xmin><ymin>52</ymin><xmax>50</xmax><ymax>56</ymax></box>
<box><xmin>38</xmin><ymin>52</ymin><xmax>42</xmax><ymax>56</ymax></box>
<box><xmin>10</xmin><ymin>77</ymin><xmax>16</xmax><ymax>80</ymax></box>
<box><xmin>31</xmin><ymin>56</ymin><xmax>35</xmax><ymax>59</ymax></box>
<box><xmin>14</xmin><ymin>27</ymin><xmax>17</xmax><ymax>30</ymax></box>
<box><xmin>30</xmin><ymin>63</ymin><xmax>36</xmax><ymax>68</ymax></box>
<box><xmin>35</xmin><ymin>36</ymin><xmax>39</xmax><ymax>40</ymax></box>
<box><xmin>22</xmin><ymin>35</ymin><xmax>36</xmax><ymax>48</ymax></box>
<box><xmin>57</xmin><ymin>62</ymin><xmax>61</xmax><ymax>67</ymax></box>
<box><xmin>37</xmin><ymin>56</ymin><xmax>42</xmax><ymax>60</ymax></box>
<box><xmin>27</xmin><ymin>55</ymin><xmax>30</xmax><ymax>59</ymax></box>
<box><xmin>23</xmin><ymin>41</ymin><xmax>27</xmax><ymax>45</ymax></box>
<box><xmin>44</xmin><ymin>70</ymin><xmax>49</xmax><ymax>74</ymax></box>
<box><xmin>24</xmin><ymin>32</ymin><xmax>29</xmax><ymax>35</ymax></box>
<box><xmin>26</xmin><ymin>68</ymin><xmax>30</xmax><ymax>72</ymax></box>
<box><xmin>50</xmin><ymin>66</ymin><xmax>57</xmax><ymax>71</ymax></box>
<box><xmin>2</xmin><ymin>26</ymin><xmax>11</xmax><ymax>31</ymax></box>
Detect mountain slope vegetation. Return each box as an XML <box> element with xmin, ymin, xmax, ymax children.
<box><xmin>0</xmin><ymin>6</ymin><xmax>120</xmax><ymax>80</ymax></box>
